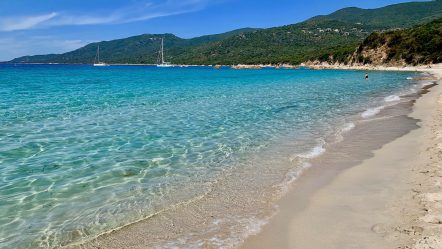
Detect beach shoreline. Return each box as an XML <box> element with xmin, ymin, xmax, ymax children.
<box><xmin>3</xmin><ymin>62</ymin><xmax>438</xmax><ymax>73</ymax></box>
<box><xmin>241</xmin><ymin>64</ymin><xmax>442</xmax><ymax>249</ymax></box>
<box><xmin>60</xmin><ymin>65</ymin><xmax>442</xmax><ymax>249</ymax></box>
<box><xmin>303</xmin><ymin>63</ymin><xmax>439</xmax><ymax>75</ymax></box>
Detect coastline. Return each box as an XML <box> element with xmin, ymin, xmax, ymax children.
<box><xmin>2</xmin><ymin>62</ymin><xmax>435</xmax><ymax>73</ymax></box>
<box><xmin>62</xmin><ymin>64</ymin><xmax>442</xmax><ymax>248</ymax></box>
<box><xmin>241</xmin><ymin>64</ymin><xmax>442</xmax><ymax>248</ymax></box>
<box><xmin>302</xmin><ymin>62</ymin><xmax>436</xmax><ymax>72</ymax></box>
<box><xmin>62</xmin><ymin>65</ymin><xmax>442</xmax><ymax>249</ymax></box>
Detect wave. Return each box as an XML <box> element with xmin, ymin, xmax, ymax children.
<box><xmin>160</xmin><ymin>216</ymin><xmax>270</xmax><ymax>249</ymax></box>
<box><xmin>298</xmin><ymin>144</ymin><xmax>326</xmax><ymax>159</ymax></box>
<box><xmin>421</xmin><ymin>81</ymin><xmax>434</xmax><ymax>87</ymax></box>
<box><xmin>284</xmin><ymin>141</ymin><xmax>327</xmax><ymax>193</ymax></box>
<box><xmin>279</xmin><ymin>162</ymin><xmax>312</xmax><ymax>191</ymax></box>
<box><xmin>341</xmin><ymin>122</ymin><xmax>356</xmax><ymax>133</ymax></box>
<box><xmin>384</xmin><ymin>95</ymin><xmax>401</xmax><ymax>102</ymax></box>
<box><xmin>361</xmin><ymin>106</ymin><xmax>385</xmax><ymax>118</ymax></box>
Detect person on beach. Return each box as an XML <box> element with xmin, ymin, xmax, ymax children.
<box><xmin>365</xmin><ymin>73</ymin><xmax>369</xmax><ymax>80</ymax></box>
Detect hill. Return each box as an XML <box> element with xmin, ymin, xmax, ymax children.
<box><xmin>10</xmin><ymin>29</ymin><xmax>257</xmax><ymax>64</ymax></box>
<box><xmin>8</xmin><ymin>0</ymin><xmax>442</xmax><ymax>65</ymax></box>
<box><xmin>348</xmin><ymin>18</ymin><xmax>442</xmax><ymax>66</ymax></box>
<box><xmin>172</xmin><ymin>19</ymin><xmax>367</xmax><ymax>65</ymax></box>
<box><xmin>311</xmin><ymin>0</ymin><xmax>442</xmax><ymax>29</ymax></box>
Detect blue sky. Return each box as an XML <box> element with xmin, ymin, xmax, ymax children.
<box><xmin>0</xmin><ymin>0</ymin><xmax>429</xmax><ymax>61</ymax></box>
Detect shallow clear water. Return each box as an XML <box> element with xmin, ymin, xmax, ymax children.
<box><xmin>0</xmin><ymin>64</ymin><xmax>418</xmax><ymax>248</ymax></box>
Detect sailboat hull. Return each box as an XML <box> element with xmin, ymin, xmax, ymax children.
<box><xmin>94</xmin><ymin>45</ymin><xmax>109</xmax><ymax>66</ymax></box>
<box><xmin>156</xmin><ymin>64</ymin><xmax>173</xmax><ymax>68</ymax></box>
<box><xmin>156</xmin><ymin>38</ymin><xmax>174</xmax><ymax>67</ymax></box>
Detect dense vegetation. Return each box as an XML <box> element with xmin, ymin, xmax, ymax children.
<box><xmin>351</xmin><ymin>18</ymin><xmax>442</xmax><ymax>65</ymax></box>
<box><xmin>311</xmin><ymin>0</ymin><xmax>442</xmax><ymax>29</ymax></box>
<box><xmin>172</xmin><ymin>19</ymin><xmax>367</xmax><ymax>65</ymax></box>
<box><xmin>7</xmin><ymin>0</ymin><xmax>442</xmax><ymax>65</ymax></box>
<box><xmin>10</xmin><ymin>29</ymin><xmax>257</xmax><ymax>64</ymax></box>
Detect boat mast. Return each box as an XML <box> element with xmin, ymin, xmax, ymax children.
<box><xmin>161</xmin><ymin>38</ymin><xmax>164</xmax><ymax>64</ymax></box>
<box><xmin>97</xmin><ymin>45</ymin><xmax>100</xmax><ymax>63</ymax></box>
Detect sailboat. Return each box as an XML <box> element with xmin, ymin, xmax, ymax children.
<box><xmin>93</xmin><ymin>45</ymin><xmax>109</xmax><ymax>67</ymax></box>
<box><xmin>157</xmin><ymin>38</ymin><xmax>172</xmax><ymax>67</ymax></box>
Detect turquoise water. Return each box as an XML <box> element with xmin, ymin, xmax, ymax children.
<box><xmin>0</xmin><ymin>65</ymin><xmax>419</xmax><ymax>248</ymax></box>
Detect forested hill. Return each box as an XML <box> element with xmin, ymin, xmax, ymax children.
<box><xmin>347</xmin><ymin>18</ymin><xmax>442</xmax><ymax>66</ymax></box>
<box><xmin>310</xmin><ymin>0</ymin><xmax>442</xmax><ymax>29</ymax></box>
<box><xmin>8</xmin><ymin>0</ymin><xmax>442</xmax><ymax>65</ymax></box>
<box><xmin>9</xmin><ymin>29</ymin><xmax>257</xmax><ymax>64</ymax></box>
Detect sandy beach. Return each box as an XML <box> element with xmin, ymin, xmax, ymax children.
<box><xmin>2</xmin><ymin>0</ymin><xmax>441</xmax><ymax>247</ymax></box>
<box><xmin>66</xmin><ymin>65</ymin><xmax>442</xmax><ymax>249</ymax></box>
<box><xmin>241</xmin><ymin>64</ymin><xmax>442</xmax><ymax>249</ymax></box>
<box><xmin>303</xmin><ymin>62</ymin><xmax>438</xmax><ymax>73</ymax></box>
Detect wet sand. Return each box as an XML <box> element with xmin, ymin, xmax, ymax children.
<box><xmin>67</xmin><ymin>65</ymin><xmax>442</xmax><ymax>249</ymax></box>
<box><xmin>241</xmin><ymin>65</ymin><xmax>442</xmax><ymax>249</ymax></box>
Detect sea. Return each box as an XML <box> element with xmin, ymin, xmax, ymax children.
<box><xmin>0</xmin><ymin>64</ymin><xmax>427</xmax><ymax>248</ymax></box>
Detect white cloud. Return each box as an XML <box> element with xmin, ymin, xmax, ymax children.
<box><xmin>53</xmin><ymin>14</ymin><xmax>120</xmax><ymax>26</ymax></box>
<box><xmin>0</xmin><ymin>0</ymin><xmax>211</xmax><ymax>31</ymax></box>
<box><xmin>0</xmin><ymin>12</ymin><xmax>58</xmax><ymax>31</ymax></box>
<box><xmin>0</xmin><ymin>0</ymin><xmax>218</xmax><ymax>60</ymax></box>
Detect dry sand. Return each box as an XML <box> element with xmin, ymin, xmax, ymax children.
<box><xmin>241</xmin><ymin>64</ymin><xmax>442</xmax><ymax>249</ymax></box>
<box><xmin>397</xmin><ymin>66</ymin><xmax>442</xmax><ymax>249</ymax></box>
<box><xmin>303</xmin><ymin>62</ymin><xmax>436</xmax><ymax>73</ymax></box>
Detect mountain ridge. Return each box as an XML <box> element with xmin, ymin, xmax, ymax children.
<box><xmin>7</xmin><ymin>0</ymin><xmax>442</xmax><ymax>65</ymax></box>
<box><xmin>310</xmin><ymin>0</ymin><xmax>442</xmax><ymax>28</ymax></box>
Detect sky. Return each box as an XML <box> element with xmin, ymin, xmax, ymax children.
<box><xmin>0</xmin><ymin>0</ymin><xmax>430</xmax><ymax>61</ymax></box>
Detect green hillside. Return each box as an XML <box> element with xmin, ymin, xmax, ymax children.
<box><xmin>11</xmin><ymin>29</ymin><xmax>256</xmax><ymax>64</ymax></box>
<box><xmin>172</xmin><ymin>19</ymin><xmax>366</xmax><ymax>65</ymax></box>
<box><xmin>350</xmin><ymin>18</ymin><xmax>442</xmax><ymax>65</ymax></box>
<box><xmin>8</xmin><ymin>1</ymin><xmax>442</xmax><ymax>65</ymax></box>
<box><xmin>311</xmin><ymin>0</ymin><xmax>442</xmax><ymax>29</ymax></box>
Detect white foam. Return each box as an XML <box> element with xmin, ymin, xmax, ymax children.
<box><xmin>333</xmin><ymin>122</ymin><xmax>356</xmax><ymax>144</ymax></box>
<box><xmin>278</xmin><ymin>162</ymin><xmax>312</xmax><ymax>196</ymax></box>
<box><xmin>406</xmin><ymin>77</ymin><xmax>413</xmax><ymax>80</ymax></box>
<box><xmin>341</xmin><ymin>122</ymin><xmax>356</xmax><ymax>133</ymax></box>
<box><xmin>384</xmin><ymin>95</ymin><xmax>401</xmax><ymax>102</ymax></box>
<box><xmin>408</xmin><ymin>87</ymin><xmax>418</xmax><ymax>94</ymax></box>
<box><xmin>298</xmin><ymin>144</ymin><xmax>326</xmax><ymax>159</ymax></box>
<box><xmin>361</xmin><ymin>106</ymin><xmax>385</xmax><ymax>118</ymax></box>
<box><xmin>160</xmin><ymin>216</ymin><xmax>271</xmax><ymax>249</ymax></box>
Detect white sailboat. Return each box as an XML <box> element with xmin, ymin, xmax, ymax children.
<box><xmin>93</xmin><ymin>45</ymin><xmax>109</xmax><ymax>67</ymax></box>
<box><xmin>157</xmin><ymin>38</ymin><xmax>172</xmax><ymax>67</ymax></box>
